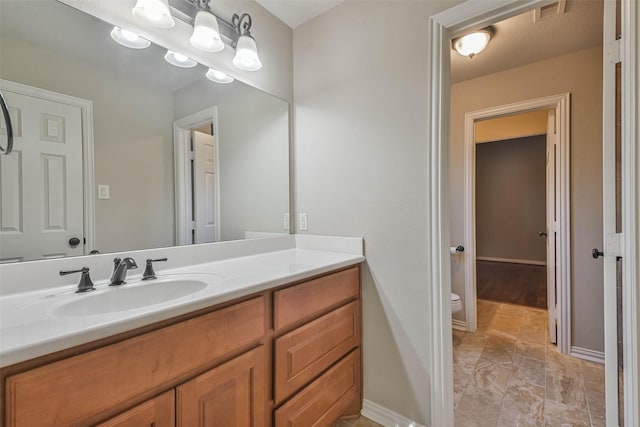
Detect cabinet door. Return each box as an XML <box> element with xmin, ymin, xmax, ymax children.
<box><xmin>97</xmin><ymin>391</ymin><xmax>175</xmax><ymax>427</ymax></box>
<box><xmin>177</xmin><ymin>346</ymin><xmax>265</xmax><ymax>427</ymax></box>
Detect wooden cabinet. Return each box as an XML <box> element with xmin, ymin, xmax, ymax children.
<box><xmin>1</xmin><ymin>265</ymin><xmax>362</xmax><ymax>427</ymax></box>
<box><xmin>177</xmin><ymin>346</ymin><xmax>265</xmax><ymax>427</ymax></box>
<box><xmin>97</xmin><ymin>391</ymin><xmax>175</xmax><ymax>427</ymax></box>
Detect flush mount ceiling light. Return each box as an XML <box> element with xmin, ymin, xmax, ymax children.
<box><xmin>206</xmin><ymin>68</ymin><xmax>234</xmax><ymax>84</ymax></box>
<box><xmin>164</xmin><ymin>50</ymin><xmax>198</xmax><ymax>67</ymax></box>
<box><xmin>452</xmin><ymin>26</ymin><xmax>495</xmax><ymax>58</ymax></box>
<box><xmin>132</xmin><ymin>0</ymin><xmax>175</xmax><ymax>29</ymax></box>
<box><xmin>130</xmin><ymin>0</ymin><xmax>263</xmax><ymax>72</ymax></box>
<box><xmin>110</xmin><ymin>27</ymin><xmax>151</xmax><ymax>49</ymax></box>
<box><xmin>190</xmin><ymin>8</ymin><xmax>224</xmax><ymax>52</ymax></box>
<box><xmin>232</xmin><ymin>13</ymin><xmax>262</xmax><ymax>71</ymax></box>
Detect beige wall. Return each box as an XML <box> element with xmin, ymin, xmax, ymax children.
<box><xmin>293</xmin><ymin>1</ymin><xmax>464</xmax><ymax>423</ymax></box>
<box><xmin>475</xmin><ymin>110</ymin><xmax>548</xmax><ymax>143</ymax></box>
<box><xmin>476</xmin><ymin>135</ymin><xmax>547</xmax><ymax>262</ymax></box>
<box><xmin>1</xmin><ymin>36</ymin><xmax>176</xmax><ymax>254</ymax></box>
<box><xmin>450</xmin><ymin>46</ymin><xmax>604</xmax><ymax>352</ymax></box>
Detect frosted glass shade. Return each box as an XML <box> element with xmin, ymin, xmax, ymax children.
<box><xmin>132</xmin><ymin>0</ymin><xmax>175</xmax><ymax>29</ymax></box>
<box><xmin>110</xmin><ymin>27</ymin><xmax>150</xmax><ymax>49</ymax></box>
<box><xmin>206</xmin><ymin>68</ymin><xmax>234</xmax><ymax>84</ymax></box>
<box><xmin>164</xmin><ymin>50</ymin><xmax>197</xmax><ymax>68</ymax></box>
<box><xmin>232</xmin><ymin>34</ymin><xmax>262</xmax><ymax>71</ymax></box>
<box><xmin>190</xmin><ymin>10</ymin><xmax>224</xmax><ymax>52</ymax></box>
<box><xmin>453</xmin><ymin>29</ymin><xmax>493</xmax><ymax>58</ymax></box>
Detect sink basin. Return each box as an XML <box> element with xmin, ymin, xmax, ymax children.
<box><xmin>55</xmin><ymin>279</ymin><xmax>208</xmax><ymax>316</ymax></box>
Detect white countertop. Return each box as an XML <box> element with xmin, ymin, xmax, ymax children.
<box><xmin>0</xmin><ymin>238</ymin><xmax>364</xmax><ymax>368</ymax></box>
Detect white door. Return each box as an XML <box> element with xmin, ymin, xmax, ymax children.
<box><xmin>602</xmin><ymin>0</ymin><xmax>623</xmax><ymax>425</ymax></box>
<box><xmin>193</xmin><ymin>130</ymin><xmax>216</xmax><ymax>244</ymax></box>
<box><xmin>0</xmin><ymin>90</ymin><xmax>84</xmax><ymax>262</ymax></box>
<box><xmin>546</xmin><ymin>109</ymin><xmax>558</xmax><ymax>344</ymax></box>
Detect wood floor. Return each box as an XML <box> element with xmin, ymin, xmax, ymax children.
<box><xmin>476</xmin><ymin>260</ymin><xmax>547</xmax><ymax>309</ymax></box>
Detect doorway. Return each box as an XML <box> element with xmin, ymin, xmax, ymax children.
<box><xmin>174</xmin><ymin>107</ymin><xmax>220</xmax><ymax>246</ymax></box>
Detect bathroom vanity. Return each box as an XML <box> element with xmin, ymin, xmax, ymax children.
<box><xmin>0</xmin><ymin>236</ymin><xmax>364</xmax><ymax>426</ymax></box>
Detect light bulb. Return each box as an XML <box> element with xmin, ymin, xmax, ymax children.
<box><xmin>132</xmin><ymin>0</ymin><xmax>175</xmax><ymax>29</ymax></box>
<box><xmin>164</xmin><ymin>50</ymin><xmax>197</xmax><ymax>68</ymax></box>
<box><xmin>232</xmin><ymin>34</ymin><xmax>262</xmax><ymax>71</ymax></box>
<box><xmin>110</xmin><ymin>26</ymin><xmax>151</xmax><ymax>49</ymax></box>
<box><xmin>190</xmin><ymin>10</ymin><xmax>224</xmax><ymax>52</ymax></box>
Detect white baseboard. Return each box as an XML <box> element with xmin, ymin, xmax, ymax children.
<box><xmin>361</xmin><ymin>399</ymin><xmax>425</xmax><ymax>427</ymax></box>
<box><xmin>452</xmin><ymin>319</ymin><xmax>467</xmax><ymax>331</ymax></box>
<box><xmin>570</xmin><ymin>346</ymin><xmax>605</xmax><ymax>364</ymax></box>
<box><xmin>476</xmin><ymin>256</ymin><xmax>546</xmax><ymax>266</ymax></box>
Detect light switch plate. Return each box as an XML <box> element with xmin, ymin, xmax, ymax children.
<box><xmin>283</xmin><ymin>213</ymin><xmax>290</xmax><ymax>230</ymax></box>
<box><xmin>299</xmin><ymin>213</ymin><xmax>308</xmax><ymax>231</ymax></box>
<box><xmin>98</xmin><ymin>185</ymin><xmax>110</xmax><ymax>200</ymax></box>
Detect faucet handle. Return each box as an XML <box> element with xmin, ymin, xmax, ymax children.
<box><xmin>60</xmin><ymin>267</ymin><xmax>95</xmax><ymax>293</ymax></box>
<box><xmin>142</xmin><ymin>258</ymin><xmax>168</xmax><ymax>280</ymax></box>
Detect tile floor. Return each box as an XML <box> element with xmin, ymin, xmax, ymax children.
<box><xmin>454</xmin><ymin>300</ymin><xmax>605</xmax><ymax>427</ymax></box>
<box><xmin>333</xmin><ymin>416</ymin><xmax>382</xmax><ymax>427</ymax></box>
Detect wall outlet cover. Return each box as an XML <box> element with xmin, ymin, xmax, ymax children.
<box><xmin>98</xmin><ymin>185</ymin><xmax>110</xmax><ymax>200</ymax></box>
<box><xmin>299</xmin><ymin>213</ymin><xmax>308</xmax><ymax>231</ymax></box>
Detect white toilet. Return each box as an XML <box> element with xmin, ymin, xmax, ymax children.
<box><xmin>451</xmin><ymin>293</ymin><xmax>463</xmax><ymax>314</ymax></box>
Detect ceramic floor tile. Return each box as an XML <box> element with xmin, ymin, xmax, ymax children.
<box><xmin>543</xmin><ymin>400</ymin><xmax>591</xmax><ymax>427</ymax></box>
<box><xmin>456</xmin><ymin>383</ymin><xmax>504</xmax><ymax>426</ymax></box>
<box><xmin>496</xmin><ymin>381</ymin><xmax>544</xmax><ymax>427</ymax></box>
<box><xmin>515</xmin><ymin>340</ymin><xmax>546</xmax><ymax>362</ymax></box>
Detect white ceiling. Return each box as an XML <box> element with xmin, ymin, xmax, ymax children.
<box><xmin>255</xmin><ymin>0</ymin><xmax>344</xmax><ymax>29</ymax></box>
<box><xmin>451</xmin><ymin>0</ymin><xmax>603</xmax><ymax>83</ymax></box>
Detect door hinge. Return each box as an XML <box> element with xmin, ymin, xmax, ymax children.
<box><xmin>606</xmin><ymin>39</ymin><xmax>621</xmax><ymax>64</ymax></box>
<box><xmin>605</xmin><ymin>232</ymin><xmax>623</xmax><ymax>258</ymax></box>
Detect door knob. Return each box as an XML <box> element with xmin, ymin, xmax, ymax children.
<box><xmin>69</xmin><ymin>237</ymin><xmax>81</xmax><ymax>247</ymax></box>
<box><xmin>592</xmin><ymin>248</ymin><xmax>604</xmax><ymax>259</ymax></box>
<box><xmin>539</xmin><ymin>231</ymin><xmax>548</xmax><ymax>237</ymax></box>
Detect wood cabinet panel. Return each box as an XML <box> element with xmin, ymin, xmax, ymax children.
<box><xmin>273</xmin><ymin>267</ymin><xmax>359</xmax><ymax>332</ymax></box>
<box><xmin>274</xmin><ymin>349</ymin><xmax>361</xmax><ymax>427</ymax></box>
<box><xmin>5</xmin><ymin>297</ymin><xmax>264</xmax><ymax>427</ymax></box>
<box><xmin>97</xmin><ymin>391</ymin><xmax>175</xmax><ymax>427</ymax></box>
<box><xmin>274</xmin><ymin>301</ymin><xmax>360</xmax><ymax>404</ymax></box>
<box><xmin>176</xmin><ymin>346</ymin><xmax>265</xmax><ymax>427</ymax></box>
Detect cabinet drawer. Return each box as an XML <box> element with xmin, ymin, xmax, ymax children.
<box><xmin>5</xmin><ymin>297</ymin><xmax>265</xmax><ymax>427</ymax></box>
<box><xmin>97</xmin><ymin>391</ymin><xmax>175</xmax><ymax>427</ymax></box>
<box><xmin>274</xmin><ymin>301</ymin><xmax>360</xmax><ymax>403</ymax></box>
<box><xmin>274</xmin><ymin>267</ymin><xmax>359</xmax><ymax>331</ymax></box>
<box><xmin>176</xmin><ymin>346</ymin><xmax>265</xmax><ymax>427</ymax></box>
<box><xmin>274</xmin><ymin>349</ymin><xmax>361</xmax><ymax>427</ymax></box>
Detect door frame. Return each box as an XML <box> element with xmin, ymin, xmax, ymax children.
<box><xmin>0</xmin><ymin>79</ymin><xmax>96</xmax><ymax>255</ymax></box>
<box><xmin>174</xmin><ymin>107</ymin><xmax>220</xmax><ymax>245</ymax></box>
<box><xmin>426</xmin><ymin>0</ymin><xmax>639</xmax><ymax>426</ymax></box>
<box><xmin>461</xmin><ymin>94</ymin><xmax>571</xmax><ymax>356</ymax></box>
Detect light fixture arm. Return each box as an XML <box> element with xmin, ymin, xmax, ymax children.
<box><xmin>169</xmin><ymin>0</ymin><xmax>251</xmax><ymax>49</ymax></box>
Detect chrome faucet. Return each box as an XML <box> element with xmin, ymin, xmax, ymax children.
<box><xmin>109</xmin><ymin>257</ymin><xmax>138</xmax><ymax>286</ymax></box>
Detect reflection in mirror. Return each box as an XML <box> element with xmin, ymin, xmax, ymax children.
<box><xmin>0</xmin><ymin>0</ymin><xmax>290</xmax><ymax>263</ymax></box>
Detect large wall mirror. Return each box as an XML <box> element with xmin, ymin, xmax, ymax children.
<box><xmin>0</xmin><ymin>0</ymin><xmax>290</xmax><ymax>263</ymax></box>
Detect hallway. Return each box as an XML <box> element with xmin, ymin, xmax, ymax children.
<box><xmin>453</xmin><ymin>300</ymin><xmax>605</xmax><ymax>426</ymax></box>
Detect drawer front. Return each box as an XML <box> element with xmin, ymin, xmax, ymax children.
<box><xmin>274</xmin><ymin>301</ymin><xmax>360</xmax><ymax>403</ymax></box>
<box><xmin>274</xmin><ymin>267</ymin><xmax>359</xmax><ymax>332</ymax></box>
<box><xmin>97</xmin><ymin>391</ymin><xmax>175</xmax><ymax>427</ymax></box>
<box><xmin>176</xmin><ymin>346</ymin><xmax>265</xmax><ymax>427</ymax></box>
<box><xmin>274</xmin><ymin>349</ymin><xmax>361</xmax><ymax>427</ymax></box>
<box><xmin>5</xmin><ymin>297</ymin><xmax>265</xmax><ymax>427</ymax></box>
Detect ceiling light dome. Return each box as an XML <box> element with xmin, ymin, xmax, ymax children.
<box><xmin>164</xmin><ymin>50</ymin><xmax>197</xmax><ymax>68</ymax></box>
<box><xmin>110</xmin><ymin>27</ymin><xmax>151</xmax><ymax>49</ymax></box>
<box><xmin>132</xmin><ymin>0</ymin><xmax>175</xmax><ymax>29</ymax></box>
<box><xmin>191</xmin><ymin>9</ymin><xmax>224</xmax><ymax>52</ymax></box>
<box><xmin>453</xmin><ymin>27</ymin><xmax>495</xmax><ymax>58</ymax></box>
<box><xmin>206</xmin><ymin>68</ymin><xmax>234</xmax><ymax>84</ymax></box>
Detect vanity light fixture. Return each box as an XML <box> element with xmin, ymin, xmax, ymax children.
<box><xmin>190</xmin><ymin>8</ymin><xmax>224</xmax><ymax>52</ymax></box>
<box><xmin>164</xmin><ymin>50</ymin><xmax>198</xmax><ymax>67</ymax></box>
<box><xmin>131</xmin><ymin>0</ymin><xmax>263</xmax><ymax>72</ymax></box>
<box><xmin>110</xmin><ymin>27</ymin><xmax>151</xmax><ymax>49</ymax></box>
<box><xmin>232</xmin><ymin>14</ymin><xmax>262</xmax><ymax>71</ymax></box>
<box><xmin>132</xmin><ymin>0</ymin><xmax>175</xmax><ymax>29</ymax></box>
<box><xmin>452</xmin><ymin>26</ymin><xmax>495</xmax><ymax>58</ymax></box>
<box><xmin>206</xmin><ymin>68</ymin><xmax>234</xmax><ymax>84</ymax></box>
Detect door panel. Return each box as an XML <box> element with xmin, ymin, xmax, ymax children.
<box><xmin>0</xmin><ymin>89</ymin><xmax>84</xmax><ymax>262</ymax></box>
<box><xmin>193</xmin><ymin>130</ymin><xmax>216</xmax><ymax>244</ymax></box>
<box><xmin>546</xmin><ymin>109</ymin><xmax>558</xmax><ymax>344</ymax></box>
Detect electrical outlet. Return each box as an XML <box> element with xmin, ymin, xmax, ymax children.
<box><xmin>299</xmin><ymin>213</ymin><xmax>308</xmax><ymax>231</ymax></box>
<box><xmin>283</xmin><ymin>213</ymin><xmax>290</xmax><ymax>230</ymax></box>
<box><xmin>98</xmin><ymin>185</ymin><xmax>110</xmax><ymax>200</ymax></box>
